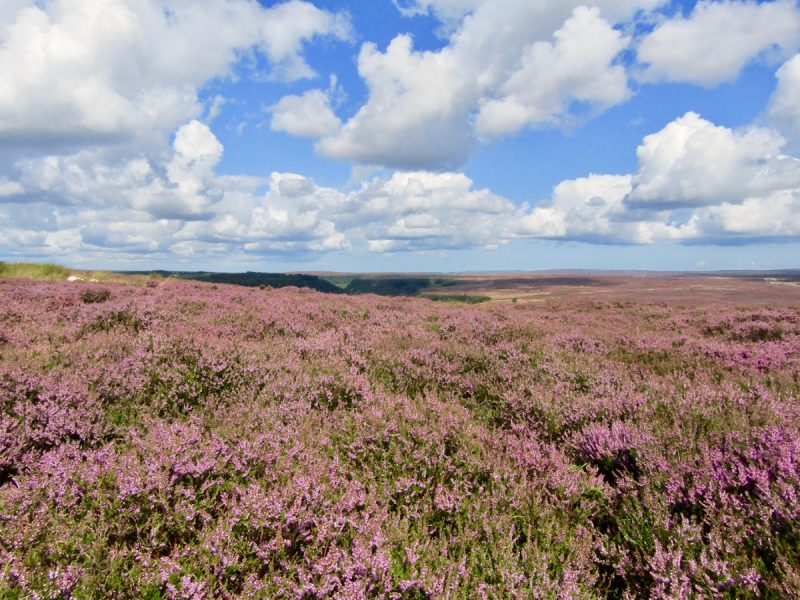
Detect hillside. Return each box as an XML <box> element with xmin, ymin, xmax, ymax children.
<box><xmin>127</xmin><ymin>270</ymin><xmax>344</xmax><ymax>294</ymax></box>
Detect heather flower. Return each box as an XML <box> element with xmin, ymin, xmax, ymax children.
<box><xmin>569</xmin><ymin>420</ymin><xmax>650</xmax><ymax>484</ymax></box>
<box><xmin>0</xmin><ymin>279</ymin><xmax>799</xmax><ymax>598</ymax></box>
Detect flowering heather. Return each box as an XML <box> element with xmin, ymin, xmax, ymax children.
<box><xmin>0</xmin><ymin>278</ymin><xmax>799</xmax><ymax>598</ymax></box>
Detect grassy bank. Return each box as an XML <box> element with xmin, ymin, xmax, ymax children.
<box><xmin>0</xmin><ymin>261</ymin><xmax>71</xmax><ymax>281</ymax></box>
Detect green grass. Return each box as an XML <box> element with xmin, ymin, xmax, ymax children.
<box><xmin>420</xmin><ymin>294</ymin><xmax>491</xmax><ymax>304</ymax></box>
<box><xmin>0</xmin><ymin>261</ymin><xmax>71</xmax><ymax>281</ymax></box>
<box><xmin>0</xmin><ymin>262</ymin><xmax>157</xmax><ymax>285</ymax></box>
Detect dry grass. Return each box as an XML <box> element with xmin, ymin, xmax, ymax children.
<box><xmin>0</xmin><ymin>261</ymin><xmax>161</xmax><ymax>286</ymax></box>
<box><xmin>0</xmin><ymin>261</ymin><xmax>71</xmax><ymax>281</ymax></box>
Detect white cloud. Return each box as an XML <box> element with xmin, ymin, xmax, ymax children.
<box><xmin>190</xmin><ymin>168</ymin><xmax>519</xmax><ymax>255</ymax></box>
<box><xmin>0</xmin><ymin>1</ymin><xmax>30</xmax><ymax>30</ymax></box>
<box><xmin>318</xmin><ymin>36</ymin><xmax>471</xmax><ymax>169</ymax></box>
<box><xmin>516</xmin><ymin>174</ymin><xmax>644</xmax><ymax>241</ymax></box>
<box><xmin>79</xmin><ymin>215</ymin><xmax>176</xmax><ymax>252</ymax></box>
<box><xmin>316</xmin><ymin>34</ymin><xmax>472</xmax><ymax>170</ymax></box>
<box><xmin>0</xmin><ymin>1</ymin><xmax>353</xmax><ymax>264</ymax></box>
<box><xmin>392</xmin><ymin>0</ymin><xmax>481</xmax><ymax>20</ymax></box>
<box><xmin>769</xmin><ymin>54</ymin><xmax>800</xmax><ymax>143</ymax></box>
<box><xmin>258</xmin><ymin>0</ymin><xmax>352</xmax><ymax>81</ymax></box>
<box><xmin>6</xmin><ymin>120</ymin><xmax>226</xmax><ymax>220</ymax></box>
<box><xmin>391</xmin><ymin>0</ymin><xmax>483</xmax><ymax>35</ymax></box>
<box><xmin>205</xmin><ymin>95</ymin><xmax>228</xmax><ymax>123</ymax></box>
<box><xmin>171</xmin><ymin>121</ymin><xmax>224</xmax><ymax>175</ymax></box>
<box><xmin>628</xmin><ymin>112</ymin><xmax>800</xmax><ymax>208</ymax></box>
<box><xmin>514</xmin><ymin>112</ymin><xmax>800</xmax><ymax>244</ymax></box>
<box><xmin>4</xmin><ymin>1</ymin><xmax>800</xmax><ymax>266</ymax></box>
<box><xmin>0</xmin><ymin>0</ymin><xmax>351</xmax><ymax>146</ymax></box>
<box><xmin>269</xmin><ymin>89</ymin><xmax>342</xmax><ymax>137</ymax></box>
<box><xmin>240</xmin><ymin>172</ymin><xmax>349</xmax><ymax>250</ymax></box>
<box><xmin>0</xmin><ymin>178</ymin><xmax>24</xmax><ymax>198</ymax></box>
<box><xmin>395</xmin><ymin>0</ymin><xmax>665</xmax><ymax>24</ymax></box>
<box><xmin>697</xmin><ymin>190</ymin><xmax>800</xmax><ymax>239</ymax></box>
<box><xmin>317</xmin><ymin>0</ymin><xmax>662</xmax><ymax>170</ymax></box>
<box><xmin>0</xmin><ymin>126</ymin><xmax>521</xmax><ymax>263</ymax></box>
<box><xmin>638</xmin><ymin>0</ymin><xmax>800</xmax><ymax>86</ymax></box>
<box><xmin>2</xmin><ymin>109</ymin><xmax>800</xmax><ymax>265</ymax></box>
<box><xmin>514</xmin><ymin>171</ymin><xmax>709</xmax><ymax>245</ymax></box>
<box><xmin>343</xmin><ymin>171</ymin><xmax>517</xmax><ymax>251</ymax></box>
<box><xmin>476</xmin><ymin>6</ymin><xmax>629</xmax><ymax>135</ymax></box>
<box><xmin>157</xmin><ymin>120</ymin><xmax>224</xmax><ymax>217</ymax></box>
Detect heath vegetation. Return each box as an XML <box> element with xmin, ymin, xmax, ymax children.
<box><xmin>0</xmin><ymin>277</ymin><xmax>798</xmax><ymax>598</ymax></box>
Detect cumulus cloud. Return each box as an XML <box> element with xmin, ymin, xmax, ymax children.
<box><xmin>341</xmin><ymin>171</ymin><xmax>518</xmax><ymax>251</ymax></box>
<box><xmin>769</xmin><ymin>54</ymin><xmax>800</xmax><ymax>143</ymax></box>
<box><xmin>316</xmin><ymin>33</ymin><xmax>473</xmax><ymax>170</ymax></box>
<box><xmin>628</xmin><ymin>112</ymin><xmax>800</xmax><ymax>208</ymax></box>
<box><xmin>695</xmin><ymin>190</ymin><xmax>800</xmax><ymax>241</ymax></box>
<box><xmin>228</xmin><ymin>172</ymin><xmax>350</xmax><ymax>253</ymax></box>
<box><xmin>517</xmin><ymin>175</ymin><xmax>632</xmax><ymax>241</ymax></box>
<box><xmin>514</xmin><ymin>112</ymin><xmax>800</xmax><ymax>244</ymax></box>
<box><xmin>476</xmin><ymin>6</ymin><xmax>629</xmax><ymax>135</ymax></box>
<box><xmin>4</xmin><ymin>120</ymin><xmax>228</xmax><ymax>221</ymax></box>
<box><xmin>0</xmin><ymin>0</ymin><xmax>355</xmax><ymax>265</ymax></box>
<box><xmin>0</xmin><ymin>1</ymin><xmax>30</xmax><ymax>31</ymax></box>
<box><xmin>155</xmin><ymin>120</ymin><xmax>224</xmax><ymax>218</ymax></box>
<box><xmin>515</xmin><ymin>173</ymin><xmax>702</xmax><ymax>245</ymax></box>
<box><xmin>269</xmin><ymin>89</ymin><xmax>342</xmax><ymax>137</ymax></box>
<box><xmin>78</xmin><ymin>215</ymin><xmax>177</xmax><ymax>253</ymax></box>
<box><xmin>638</xmin><ymin>0</ymin><xmax>800</xmax><ymax>86</ymax></box>
<box><xmin>258</xmin><ymin>1</ymin><xmax>352</xmax><ymax>81</ymax></box>
<box><xmin>16</xmin><ymin>121</ymin><xmax>220</xmax><ymax>217</ymax></box>
<box><xmin>317</xmin><ymin>0</ymin><xmax>663</xmax><ymax>170</ymax></box>
<box><xmin>0</xmin><ymin>0</ymin><xmax>351</xmax><ymax>146</ymax></box>
<box><xmin>190</xmin><ymin>170</ymin><xmax>518</xmax><ymax>255</ymax></box>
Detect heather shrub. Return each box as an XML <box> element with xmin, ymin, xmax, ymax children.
<box><xmin>569</xmin><ymin>420</ymin><xmax>649</xmax><ymax>484</ymax></box>
<box><xmin>0</xmin><ymin>280</ymin><xmax>799</xmax><ymax>597</ymax></box>
<box><xmin>80</xmin><ymin>287</ymin><xmax>112</xmax><ymax>304</ymax></box>
<box><xmin>665</xmin><ymin>426</ymin><xmax>800</xmax><ymax>595</ymax></box>
<box><xmin>0</xmin><ymin>369</ymin><xmax>107</xmax><ymax>484</ymax></box>
<box><xmin>80</xmin><ymin>307</ymin><xmax>149</xmax><ymax>337</ymax></box>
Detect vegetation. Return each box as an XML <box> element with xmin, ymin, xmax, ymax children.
<box><xmin>1</xmin><ymin>279</ymin><xmax>799</xmax><ymax>597</ymax></box>
<box><xmin>344</xmin><ymin>276</ymin><xmax>458</xmax><ymax>297</ymax></box>
<box><xmin>123</xmin><ymin>270</ymin><xmax>473</xmax><ymax>300</ymax></box>
<box><xmin>345</xmin><ymin>276</ymin><xmax>434</xmax><ymax>296</ymax></box>
<box><xmin>420</xmin><ymin>293</ymin><xmax>491</xmax><ymax>304</ymax></box>
<box><xmin>0</xmin><ymin>261</ymin><xmax>70</xmax><ymax>281</ymax></box>
<box><xmin>128</xmin><ymin>270</ymin><xmax>344</xmax><ymax>294</ymax></box>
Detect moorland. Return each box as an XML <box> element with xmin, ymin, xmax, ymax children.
<box><xmin>1</xmin><ymin>263</ymin><xmax>799</xmax><ymax>598</ymax></box>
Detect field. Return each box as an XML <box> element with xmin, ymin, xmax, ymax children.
<box><xmin>1</xmin><ymin>273</ymin><xmax>799</xmax><ymax>598</ymax></box>
<box><xmin>401</xmin><ymin>272</ymin><xmax>800</xmax><ymax>307</ymax></box>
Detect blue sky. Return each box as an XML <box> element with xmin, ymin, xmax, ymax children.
<box><xmin>1</xmin><ymin>0</ymin><xmax>800</xmax><ymax>272</ymax></box>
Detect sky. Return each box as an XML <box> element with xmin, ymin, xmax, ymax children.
<box><xmin>1</xmin><ymin>0</ymin><xmax>800</xmax><ymax>272</ymax></box>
